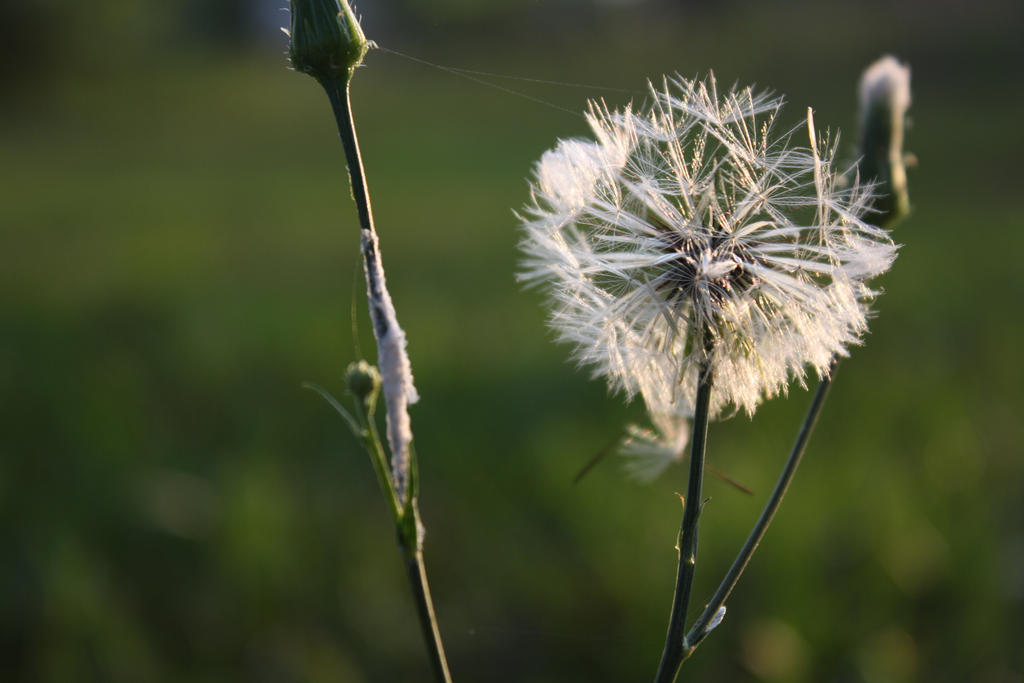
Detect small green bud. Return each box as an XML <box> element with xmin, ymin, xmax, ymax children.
<box><xmin>288</xmin><ymin>0</ymin><xmax>369</xmax><ymax>83</ymax></box>
<box><xmin>857</xmin><ymin>55</ymin><xmax>912</xmax><ymax>227</ymax></box>
<box><xmin>345</xmin><ymin>359</ymin><xmax>381</xmax><ymax>415</ymax></box>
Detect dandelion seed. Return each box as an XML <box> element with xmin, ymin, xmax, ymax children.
<box><xmin>519</xmin><ymin>74</ymin><xmax>897</xmax><ymax>430</ymax></box>
<box><xmin>621</xmin><ymin>410</ymin><xmax>689</xmax><ymax>482</ymax></box>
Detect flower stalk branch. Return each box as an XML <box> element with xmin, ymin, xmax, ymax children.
<box><xmin>321</xmin><ymin>74</ymin><xmax>453</xmax><ymax>683</ymax></box>
<box><xmin>677</xmin><ymin>55</ymin><xmax>912</xmax><ymax>666</ymax></box>
<box><xmin>519</xmin><ymin>70</ymin><xmax>901</xmax><ymax>676</ymax></box>
<box><xmin>323</xmin><ymin>78</ymin><xmax>419</xmax><ymax>500</ymax></box>
<box><xmin>288</xmin><ymin>2</ymin><xmax>451</xmax><ymax>680</ymax></box>
<box><xmin>653</xmin><ymin>334</ymin><xmax>713</xmax><ymax>683</ymax></box>
<box><xmin>682</xmin><ymin>358</ymin><xmax>837</xmax><ymax>660</ymax></box>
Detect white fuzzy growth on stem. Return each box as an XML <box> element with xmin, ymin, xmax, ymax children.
<box><xmin>361</xmin><ymin>229</ymin><xmax>419</xmax><ymax>499</ymax></box>
<box><xmin>706</xmin><ymin>605</ymin><xmax>727</xmax><ymax>633</ymax></box>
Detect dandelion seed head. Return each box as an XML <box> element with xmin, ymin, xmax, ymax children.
<box><xmin>520</xmin><ymin>74</ymin><xmax>897</xmax><ymax>420</ymax></box>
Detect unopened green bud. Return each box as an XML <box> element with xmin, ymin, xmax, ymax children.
<box><xmin>345</xmin><ymin>359</ymin><xmax>381</xmax><ymax>415</ymax></box>
<box><xmin>857</xmin><ymin>55</ymin><xmax>912</xmax><ymax>227</ymax></box>
<box><xmin>288</xmin><ymin>0</ymin><xmax>369</xmax><ymax>83</ymax></box>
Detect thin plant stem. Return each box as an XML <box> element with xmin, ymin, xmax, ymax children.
<box><xmin>363</xmin><ymin>401</ymin><xmax>401</xmax><ymax>520</ymax></box>
<box><xmin>653</xmin><ymin>331</ymin><xmax>714</xmax><ymax>683</ymax></box>
<box><xmin>323</xmin><ymin>78</ymin><xmax>377</xmax><ymax>245</ymax></box>
<box><xmin>682</xmin><ymin>357</ymin><xmax>838</xmax><ymax>660</ymax></box>
<box><xmin>403</xmin><ymin>541</ymin><xmax>453</xmax><ymax>683</ymax></box>
<box><xmin>321</xmin><ymin>75</ymin><xmax>453</xmax><ymax>683</ymax></box>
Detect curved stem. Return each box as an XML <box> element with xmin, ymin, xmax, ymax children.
<box><xmin>321</xmin><ymin>76</ymin><xmax>453</xmax><ymax>683</ymax></box>
<box><xmin>653</xmin><ymin>335</ymin><xmax>714</xmax><ymax>683</ymax></box>
<box><xmin>682</xmin><ymin>357</ymin><xmax>838</xmax><ymax>658</ymax></box>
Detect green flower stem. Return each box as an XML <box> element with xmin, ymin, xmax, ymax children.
<box><xmin>653</xmin><ymin>336</ymin><xmax>714</xmax><ymax>683</ymax></box>
<box><xmin>682</xmin><ymin>357</ymin><xmax>838</xmax><ymax>660</ymax></box>
<box><xmin>323</xmin><ymin>77</ymin><xmax>377</xmax><ymax>244</ymax></box>
<box><xmin>403</xmin><ymin>539</ymin><xmax>453</xmax><ymax>683</ymax></box>
<box><xmin>320</xmin><ymin>75</ymin><xmax>453</xmax><ymax>683</ymax></box>
<box><xmin>361</xmin><ymin>404</ymin><xmax>401</xmax><ymax>520</ymax></box>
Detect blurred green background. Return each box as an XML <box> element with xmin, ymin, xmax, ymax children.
<box><xmin>2</xmin><ymin>0</ymin><xmax>1022</xmax><ymax>681</ymax></box>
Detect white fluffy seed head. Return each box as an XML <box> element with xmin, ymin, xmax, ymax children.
<box><xmin>519</xmin><ymin>74</ymin><xmax>897</xmax><ymax>423</ymax></box>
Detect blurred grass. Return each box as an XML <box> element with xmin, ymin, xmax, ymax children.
<box><xmin>2</xmin><ymin>1</ymin><xmax>1023</xmax><ymax>681</ymax></box>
